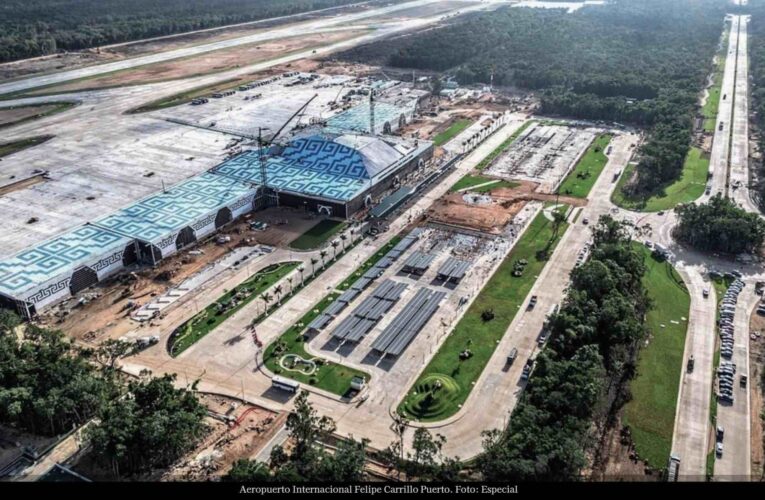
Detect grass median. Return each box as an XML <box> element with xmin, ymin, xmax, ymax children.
<box><xmin>612</xmin><ymin>147</ymin><xmax>709</xmax><ymax>212</ymax></box>
<box><xmin>433</xmin><ymin>119</ymin><xmax>472</xmax><ymax>146</ymax></box>
<box><xmin>622</xmin><ymin>246</ymin><xmax>690</xmax><ymax>469</ymax></box>
<box><xmin>557</xmin><ymin>134</ymin><xmax>612</xmax><ymax>198</ymax></box>
<box><xmin>398</xmin><ymin>207</ymin><xmax>569</xmax><ymax>422</ymax></box>
<box><xmin>169</xmin><ymin>261</ymin><xmax>300</xmax><ymax>356</ymax></box>
<box><xmin>449</xmin><ymin>174</ymin><xmax>518</xmax><ymax>193</ymax></box>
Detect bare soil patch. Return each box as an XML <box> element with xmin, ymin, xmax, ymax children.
<box><xmin>28</xmin><ymin>30</ymin><xmax>367</xmax><ymax>96</ymax></box>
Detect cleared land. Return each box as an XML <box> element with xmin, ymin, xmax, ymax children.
<box><xmin>20</xmin><ymin>30</ymin><xmax>367</xmax><ymax>98</ymax></box>
<box><xmin>557</xmin><ymin>134</ymin><xmax>611</xmax><ymax>198</ymax></box>
<box><xmin>398</xmin><ymin>208</ymin><xmax>569</xmax><ymax>422</ymax></box>
<box><xmin>0</xmin><ymin>135</ymin><xmax>54</xmax><ymax>158</ymax></box>
<box><xmin>433</xmin><ymin>118</ymin><xmax>472</xmax><ymax>146</ymax></box>
<box><xmin>612</xmin><ymin>147</ymin><xmax>709</xmax><ymax>212</ymax></box>
<box><xmin>0</xmin><ymin>102</ymin><xmax>74</xmax><ymax>128</ymax></box>
<box><xmin>262</xmin><ymin>237</ymin><xmax>403</xmax><ymax>395</ymax></box>
<box><xmin>289</xmin><ymin>219</ymin><xmax>347</xmax><ymax>250</ymax></box>
<box><xmin>622</xmin><ymin>247</ymin><xmax>690</xmax><ymax>469</ymax></box>
<box><xmin>170</xmin><ymin>261</ymin><xmax>299</xmax><ymax>356</ymax></box>
<box><xmin>449</xmin><ymin>174</ymin><xmax>518</xmax><ymax>193</ymax></box>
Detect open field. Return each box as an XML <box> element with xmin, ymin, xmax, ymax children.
<box><xmin>557</xmin><ymin>134</ymin><xmax>611</xmax><ymax>198</ymax></box>
<box><xmin>448</xmin><ymin>173</ymin><xmax>518</xmax><ymax>193</ymax></box>
<box><xmin>0</xmin><ymin>102</ymin><xmax>75</xmax><ymax>128</ymax></box>
<box><xmin>170</xmin><ymin>261</ymin><xmax>300</xmax><ymax>356</ymax></box>
<box><xmin>20</xmin><ymin>30</ymin><xmax>367</xmax><ymax>98</ymax></box>
<box><xmin>0</xmin><ymin>135</ymin><xmax>54</xmax><ymax>158</ymax></box>
<box><xmin>398</xmin><ymin>208</ymin><xmax>568</xmax><ymax>421</ymax></box>
<box><xmin>289</xmin><ymin>219</ymin><xmax>347</xmax><ymax>250</ymax></box>
<box><xmin>433</xmin><ymin>118</ymin><xmax>472</xmax><ymax>146</ymax></box>
<box><xmin>612</xmin><ymin>147</ymin><xmax>709</xmax><ymax>212</ymax></box>
<box><xmin>623</xmin><ymin>247</ymin><xmax>689</xmax><ymax>469</ymax></box>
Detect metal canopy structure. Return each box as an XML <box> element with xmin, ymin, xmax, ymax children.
<box><xmin>371</xmin><ymin>288</ymin><xmax>446</xmax><ymax>356</ymax></box>
<box><xmin>401</xmin><ymin>251</ymin><xmax>436</xmax><ymax>275</ymax></box>
<box><xmin>436</xmin><ymin>257</ymin><xmax>472</xmax><ymax>283</ymax></box>
<box><xmin>332</xmin><ymin>279</ymin><xmax>407</xmax><ymax>343</ymax></box>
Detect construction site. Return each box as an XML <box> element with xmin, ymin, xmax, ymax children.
<box><xmin>0</xmin><ymin>0</ymin><xmax>649</xmax><ymax>483</ymax></box>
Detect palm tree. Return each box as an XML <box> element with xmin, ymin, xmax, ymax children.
<box><xmin>319</xmin><ymin>250</ymin><xmax>328</xmax><ymax>269</ymax></box>
<box><xmin>287</xmin><ymin>276</ymin><xmax>294</xmax><ymax>295</ymax></box>
<box><xmin>297</xmin><ymin>266</ymin><xmax>305</xmax><ymax>286</ymax></box>
<box><xmin>310</xmin><ymin>257</ymin><xmax>319</xmax><ymax>276</ymax></box>
<box><xmin>331</xmin><ymin>240</ymin><xmax>339</xmax><ymax>260</ymax></box>
<box><xmin>261</xmin><ymin>292</ymin><xmax>272</xmax><ymax>313</ymax></box>
<box><xmin>349</xmin><ymin>228</ymin><xmax>357</xmax><ymax>245</ymax></box>
<box><xmin>340</xmin><ymin>233</ymin><xmax>348</xmax><ymax>253</ymax></box>
<box><xmin>274</xmin><ymin>284</ymin><xmax>283</xmax><ymax>305</ymax></box>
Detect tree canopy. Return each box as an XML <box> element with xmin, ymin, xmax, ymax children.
<box><xmin>340</xmin><ymin>0</ymin><xmax>726</xmax><ymax>195</ymax></box>
<box><xmin>0</xmin><ymin>0</ymin><xmax>360</xmax><ymax>63</ymax></box>
<box><xmin>478</xmin><ymin>216</ymin><xmax>649</xmax><ymax>481</ymax></box>
<box><xmin>674</xmin><ymin>195</ymin><xmax>765</xmax><ymax>255</ymax></box>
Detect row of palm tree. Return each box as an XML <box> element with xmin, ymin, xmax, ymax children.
<box><xmin>258</xmin><ymin>226</ymin><xmax>360</xmax><ymax>317</ymax></box>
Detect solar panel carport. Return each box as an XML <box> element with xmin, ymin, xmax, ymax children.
<box><xmin>332</xmin><ymin>280</ymin><xmax>407</xmax><ymax>342</ymax></box>
<box><xmin>436</xmin><ymin>257</ymin><xmax>471</xmax><ymax>284</ymax></box>
<box><xmin>371</xmin><ymin>288</ymin><xmax>446</xmax><ymax>356</ymax></box>
<box><xmin>401</xmin><ymin>251</ymin><xmax>435</xmax><ymax>275</ymax></box>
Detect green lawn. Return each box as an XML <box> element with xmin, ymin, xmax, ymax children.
<box><xmin>262</xmin><ymin>236</ymin><xmax>404</xmax><ymax>396</ymax></box>
<box><xmin>170</xmin><ymin>262</ymin><xmax>299</xmax><ymax>356</ymax></box>
<box><xmin>612</xmin><ymin>147</ymin><xmax>709</xmax><ymax>212</ymax></box>
<box><xmin>398</xmin><ymin>207</ymin><xmax>569</xmax><ymax>421</ymax></box>
<box><xmin>449</xmin><ymin>174</ymin><xmax>518</xmax><ymax>193</ymax></box>
<box><xmin>433</xmin><ymin>119</ymin><xmax>472</xmax><ymax>146</ymax></box>
<box><xmin>289</xmin><ymin>219</ymin><xmax>347</xmax><ymax>251</ymax></box>
<box><xmin>263</xmin><ymin>293</ymin><xmax>370</xmax><ymax>397</ymax></box>
<box><xmin>476</xmin><ymin>120</ymin><xmax>534</xmax><ymax>171</ymax></box>
<box><xmin>0</xmin><ymin>135</ymin><xmax>54</xmax><ymax>158</ymax></box>
<box><xmin>557</xmin><ymin>134</ymin><xmax>612</xmax><ymax>198</ymax></box>
<box><xmin>622</xmin><ymin>247</ymin><xmax>690</xmax><ymax>469</ymax></box>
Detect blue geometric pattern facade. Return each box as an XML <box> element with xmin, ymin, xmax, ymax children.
<box><xmin>93</xmin><ymin>172</ymin><xmax>256</xmax><ymax>244</ymax></box>
<box><xmin>213</xmin><ymin>146</ymin><xmax>370</xmax><ymax>202</ymax></box>
<box><xmin>280</xmin><ymin>136</ymin><xmax>370</xmax><ymax>179</ymax></box>
<box><xmin>0</xmin><ymin>224</ymin><xmax>131</xmax><ymax>296</ymax></box>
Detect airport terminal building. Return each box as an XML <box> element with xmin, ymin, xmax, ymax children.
<box><xmin>0</xmin><ymin>114</ymin><xmax>432</xmax><ymax>317</ymax></box>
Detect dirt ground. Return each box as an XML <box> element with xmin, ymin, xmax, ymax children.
<box><xmin>592</xmin><ymin>415</ymin><xmax>660</xmax><ymax>481</ymax></box>
<box><xmin>0</xmin><ymin>104</ymin><xmax>68</xmax><ymax>127</ymax></box>
<box><xmin>749</xmin><ymin>307</ymin><xmax>765</xmax><ymax>479</ymax></box>
<box><xmin>67</xmin><ymin>394</ymin><xmax>284</xmax><ymax>481</ymax></box>
<box><xmin>28</xmin><ymin>30</ymin><xmax>368</xmax><ymax>96</ymax></box>
<box><xmin>38</xmin><ymin>207</ymin><xmax>323</xmax><ymax>344</ymax></box>
<box><xmin>428</xmin><ymin>192</ymin><xmax>525</xmax><ymax>234</ymax></box>
<box><xmin>162</xmin><ymin>394</ymin><xmax>285</xmax><ymax>480</ymax></box>
<box><xmin>0</xmin><ymin>1</ymin><xmax>391</xmax><ymax>83</ymax></box>
<box><xmin>427</xmin><ymin>180</ymin><xmax>587</xmax><ymax>234</ymax></box>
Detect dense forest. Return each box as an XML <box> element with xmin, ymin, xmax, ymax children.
<box><xmin>748</xmin><ymin>3</ymin><xmax>765</xmax><ymax>208</ymax></box>
<box><xmin>478</xmin><ymin>216</ymin><xmax>650</xmax><ymax>480</ymax></box>
<box><xmin>0</xmin><ymin>312</ymin><xmax>207</xmax><ymax>478</ymax></box>
<box><xmin>340</xmin><ymin>0</ymin><xmax>726</xmax><ymax>195</ymax></box>
<box><xmin>0</xmin><ymin>0</ymin><xmax>361</xmax><ymax>63</ymax></box>
<box><xmin>674</xmin><ymin>195</ymin><xmax>765</xmax><ymax>255</ymax></box>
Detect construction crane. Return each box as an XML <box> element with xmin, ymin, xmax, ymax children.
<box><xmin>254</xmin><ymin>93</ymin><xmax>318</xmax><ymax>193</ymax></box>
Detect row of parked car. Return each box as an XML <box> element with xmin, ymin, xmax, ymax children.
<box><xmin>718</xmin><ymin>360</ymin><xmax>737</xmax><ymax>404</ymax></box>
<box><xmin>719</xmin><ymin>279</ymin><xmax>744</xmax><ymax>362</ymax></box>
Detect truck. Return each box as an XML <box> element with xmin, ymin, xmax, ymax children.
<box><xmin>506</xmin><ymin>347</ymin><xmax>518</xmax><ymax>366</ymax></box>
<box><xmin>687</xmin><ymin>355</ymin><xmax>695</xmax><ymax>372</ymax></box>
